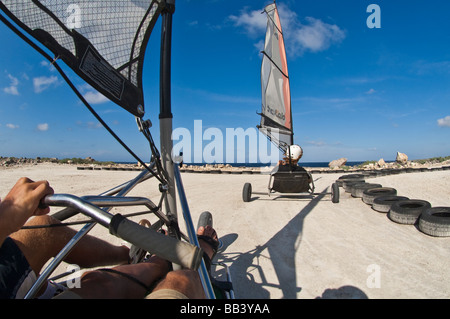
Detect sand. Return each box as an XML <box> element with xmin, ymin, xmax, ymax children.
<box><xmin>1</xmin><ymin>163</ymin><xmax>449</xmax><ymax>299</ymax></box>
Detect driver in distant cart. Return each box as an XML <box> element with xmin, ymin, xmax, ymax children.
<box><xmin>277</xmin><ymin>145</ymin><xmax>309</xmax><ymax>176</ymax></box>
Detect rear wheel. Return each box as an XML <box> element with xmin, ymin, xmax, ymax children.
<box><xmin>331</xmin><ymin>183</ymin><xmax>339</xmax><ymax>203</ymax></box>
<box><xmin>242</xmin><ymin>183</ymin><xmax>252</xmax><ymax>202</ymax></box>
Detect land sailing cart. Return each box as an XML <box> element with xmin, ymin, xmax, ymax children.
<box><xmin>242</xmin><ymin>2</ymin><xmax>339</xmax><ymax>204</ymax></box>
<box><xmin>243</xmin><ymin>154</ymin><xmax>340</xmax><ymax>204</ymax></box>
<box><xmin>0</xmin><ymin>0</ymin><xmax>233</xmax><ymax>299</ymax></box>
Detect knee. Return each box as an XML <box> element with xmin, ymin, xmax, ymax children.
<box><xmin>161</xmin><ymin>270</ymin><xmax>205</xmax><ymax>299</ymax></box>
<box><xmin>21</xmin><ymin>215</ymin><xmax>61</xmax><ymax>239</ymax></box>
<box><xmin>79</xmin><ymin>270</ymin><xmax>111</xmax><ymax>291</ymax></box>
<box><xmin>26</xmin><ymin>214</ymin><xmax>58</xmax><ymax>227</ymax></box>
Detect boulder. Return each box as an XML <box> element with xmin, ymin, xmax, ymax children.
<box><xmin>328</xmin><ymin>158</ymin><xmax>347</xmax><ymax>169</ymax></box>
<box><xmin>376</xmin><ymin>158</ymin><xmax>386</xmax><ymax>168</ymax></box>
<box><xmin>396</xmin><ymin>152</ymin><xmax>408</xmax><ymax>164</ymax></box>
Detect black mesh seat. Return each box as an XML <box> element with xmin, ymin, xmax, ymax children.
<box><xmin>270</xmin><ymin>165</ymin><xmax>313</xmax><ymax>194</ymax></box>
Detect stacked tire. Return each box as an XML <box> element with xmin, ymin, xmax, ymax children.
<box><xmin>387</xmin><ymin>199</ymin><xmax>431</xmax><ymax>225</ymax></box>
<box><xmin>418</xmin><ymin>207</ymin><xmax>450</xmax><ymax>237</ymax></box>
<box><xmin>362</xmin><ymin>187</ymin><xmax>397</xmax><ymax>205</ymax></box>
<box><xmin>336</xmin><ymin>174</ymin><xmax>450</xmax><ymax>238</ymax></box>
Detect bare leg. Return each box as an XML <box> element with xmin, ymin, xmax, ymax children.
<box><xmin>71</xmin><ymin>255</ymin><xmax>171</xmax><ymax>299</ymax></box>
<box><xmin>10</xmin><ymin>215</ymin><xmax>129</xmax><ymax>275</ymax></box>
<box><xmin>148</xmin><ymin>225</ymin><xmax>218</xmax><ymax>299</ymax></box>
<box><xmin>57</xmin><ymin>225</ymin><xmax>218</xmax><ymax>299</ymax></box>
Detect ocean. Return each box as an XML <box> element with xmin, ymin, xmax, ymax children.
<box><xmin>116</xmin><ymin>161</ymin><xmax>367</xmax><ymax>168</ymax></box>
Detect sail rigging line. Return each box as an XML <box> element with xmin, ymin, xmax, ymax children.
<box><xmin>264</xmin><ymin>4</ymin><xmax>283</xmax><ymax>36</ymax></box>
<box><xmin>0</xmin><ymin>12</ymin><xmax>166</xmax><ymax>185</ymax></box>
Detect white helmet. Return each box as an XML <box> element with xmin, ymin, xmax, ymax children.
<box><xmin>286</xmin><ymin>145</ymin><xmax>303</xmax><ymax>161</ymax></box>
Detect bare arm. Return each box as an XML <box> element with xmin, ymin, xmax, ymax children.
<box><xmin>0</xmin><ymin>177</ymin><xmax>54</xmax><ymax>246</ymax></box>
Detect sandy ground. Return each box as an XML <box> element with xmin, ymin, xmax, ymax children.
<box><xmin>1</xmin><ymin>163</ymin><xmax>449</xmax><ymax>299</ymax></box>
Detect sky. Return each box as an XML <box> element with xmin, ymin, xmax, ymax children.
<box><xmin>0</xmin><ymin>0</ymin><xmax>449</xmax><ymax>164</ymax></box>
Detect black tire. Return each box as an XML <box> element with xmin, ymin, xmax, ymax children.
<box><xmin>242</xmin><ymin>183</ymin><xmax>252</xmax><ymax>202</ymax></box>
<box><xmin>372</xmin><ymin>195</ymin><xmax>409</xmax><ymax>213</ymax></box>
<box><xmin>331</xmin><ymin>183</ymin><xmax>339</xmax><ymax>203</ymax></box>
<box><xmin>345</xmin><ymin>181</ymin><xmax>366</xmax><ymax>194</ymax></box>
<box><xmin>362</xmin><ymin>187</ymin><xmax>397</xmax><ymax>205</ymax></box>
<box><xmin>388</xmin><ymin>199</ymin><xmax>431</xmax><ymax>224</ymax></box>
<box><xmin>351</xmin><ymin>183</ymin><xmax>383</xmax><ymax>198</ymax></box>
<box><xmin>419</xmin><ymin>207</ymin><xmax>450</xmax><ymax>237</ymax></box>
<box><xmin>336</xmin><ymin>174</ymin><xmax>365</xmax><ymax>187</ymax></box>
<box><xmin>343</xmin><ymin>180</ymin><xmax>365</xmax><ymax>193</ymax></box>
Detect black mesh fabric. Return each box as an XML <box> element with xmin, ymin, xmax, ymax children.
<box><xmin>0</xmin><ymin>0</ymin><xmax>164</xmax><ymax>117</ymax></box>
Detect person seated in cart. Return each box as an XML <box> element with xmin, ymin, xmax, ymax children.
<box><xmin>0</xmin><ymin>177</ymin><xmax>219</xmax><ymax>299</ymax></box>
<box><xmin>272</xmin><ymin>144</ymin><xmax>313</xmax><ymax>192</ymax></box>
<box><xmin>278</xmin><ymin>145</ymin><xmax>308</xmax><ymax>173</ymax></box>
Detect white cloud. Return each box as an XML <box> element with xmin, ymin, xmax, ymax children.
<box><xmin>437</xmin><ymin>116</ymin><xmax>450</xmax><ymax>127</ymax></box>
<box><xmin>37</xmin><ymin>123</ymin><xmax>49</xmax><ymax>131</ymax></box>
<box><xmin>292</xmin><ymin>17</ymin><xmax>345</xmax><ymax>55</ymax></box>
<box><xmin>366</xmin><ymin>88</ymin><xmax>376</xmax><ymax>95</ymax></box>
<box><xmin>230</xmin><ymin>4</ymin><xmax>345</xmax><ymax>57</ymax></box>
<box><xmin>33</xmin><ymin>76</ymin><xmax>59</xmax><ymax>93</ymax></box>
<box><xmin>3</xmin><ymin>74</ymin><xmax>20</xmax><ymax>95</ymax></box>
<box><xmin>6</xmin><ymin>123</ymin><xmax>19</xmax><ymax>129</ymax></box>
<box><xmin>83</xmin><ymin>91</ymin><xmax>109</xmax><ymax>104</ymax></box>
<box><xmin>78</xmin><ymin>84</ymin><xmax>109</xmax><ymax>104</ymax></box>
<box><xmin>229</xmin><ymin>7</ymin><xmax>267</xmax><ymax>36</ymax></box>
<box><xmin>76</xmin><ymin>121</ymin><xmax>102</xmax><ymax>129</ymax></box>
<box><xmin>306</xmin><ymin>140</ymin><xmax>327</xmax><ymax>147</ymax></box>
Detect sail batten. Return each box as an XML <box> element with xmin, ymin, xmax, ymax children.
<box><xmin>259</xmin><ymin>2</ymin><xmax>293</xmax><ymax>152</ymax></box>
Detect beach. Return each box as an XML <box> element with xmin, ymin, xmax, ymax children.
<box><xmin>0</xmin><ymin>163</ymin><xmax>449</xmax><ymax>299</ymax></box>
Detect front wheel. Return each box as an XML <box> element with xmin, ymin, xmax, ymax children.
<box><xmin>242</xmin><ymin>183</ymin><xmax>252</xmax><ymax>202</ymax></box>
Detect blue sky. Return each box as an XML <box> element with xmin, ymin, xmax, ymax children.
<box><xmin>0</xmin><ymin>0</ymin><xmax>449</xmax><ymax>164</ymax></box>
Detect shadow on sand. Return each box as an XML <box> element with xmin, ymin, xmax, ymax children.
<box><xmin>215</xmin><ymin>186</ymin><xmax>368</xmax><ymax>299</ymax></box>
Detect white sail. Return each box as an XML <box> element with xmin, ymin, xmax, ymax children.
<box><xmin>258</xmin><ymin>2</ymin><xmax>293</xmax><ymax>152</ymax></box>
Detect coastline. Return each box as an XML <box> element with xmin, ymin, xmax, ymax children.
<box><xmin>0</xmin><ymin>162</ymin><xmax>448</xmax><ymax>299</ymax></box>
<box><xmin>2</xmin><ymin>156</ymin><xmax>450</xmax><ymax>175</ymax></box>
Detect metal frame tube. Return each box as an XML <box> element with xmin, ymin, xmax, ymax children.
<box><xmin>26</xmin><ymin>166</ymin><xmax>156</xmax><ymax>298</ymax></box>
<box><xmin>159</xmin><ymin>1</ymin><xmax>177</xmax><ymax>219</ymax></box>
<box><xmin>173</xmin><ymin>165</ymin><xmax>216</xmax><ymax>299</ymax></box>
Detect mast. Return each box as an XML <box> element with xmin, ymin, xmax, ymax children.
<box><xmin>159</xmin><ymin>0</ymin><xmax>177</xmax><ymax>217</ymax></box>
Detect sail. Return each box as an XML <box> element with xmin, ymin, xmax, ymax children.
<box><xmin>0</xmin><ymin>0</ymin><xmax>164</xmax><ymax>118</ymax></box>
<box><xmin>258</xmin><ymin>2</ymin><xmax>293</xmax><ymax>153</ymax></box>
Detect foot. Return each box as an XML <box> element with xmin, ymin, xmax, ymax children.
<box><xmin>129</xmin><ymin>219</ymin><xmax>152</xmax><ymax>264</ymax></box>
<box><xmin>197</xmin><ymin>225</ymin><xmax>219</xmax><ymax>260</ymax></box>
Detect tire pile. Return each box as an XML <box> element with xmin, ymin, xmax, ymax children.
<box><xmin>335</xmin><ymin>174</ymin><xmax>450</xmax><ymax>237</ymax></box>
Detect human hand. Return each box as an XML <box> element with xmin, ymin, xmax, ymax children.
<box><xmin>0</xmin><ymin>177</ymin><xmax>54</xmax><ymax>234</ymax></box>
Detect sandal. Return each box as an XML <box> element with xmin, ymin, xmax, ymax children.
<box><xmin>196</xmin><ymin>211</ymin><xmax>222</xmax><ymax>261</ymax></box>
<box><xmin>129</xmin><ymin>219</ymin><xmax>151</xmax><ymax>264</ymax></box>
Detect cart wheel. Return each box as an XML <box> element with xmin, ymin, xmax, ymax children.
<box><xmin>331</xmin><ymin>182</ymin><xmax>339</xmax><ymax>203</ymax></box>
<box><xmin>242</xmin><ymin>183</ymin><xmax>252</xmax><ymax>202</ymax></box>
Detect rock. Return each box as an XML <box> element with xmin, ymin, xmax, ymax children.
<box><xmin>377</xmin><ymin>158</ymin><xmax>386</xmax><ymax>168</ymax></box>
<box><xmin>329</xmin><ymin>158</ymin><xmax>347</xmax><ymax>169</ymax></box>
<box><xmin>396</xmin><ymin>152</ymin><xmax>408</xmax><ymax>164</ymax></box>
